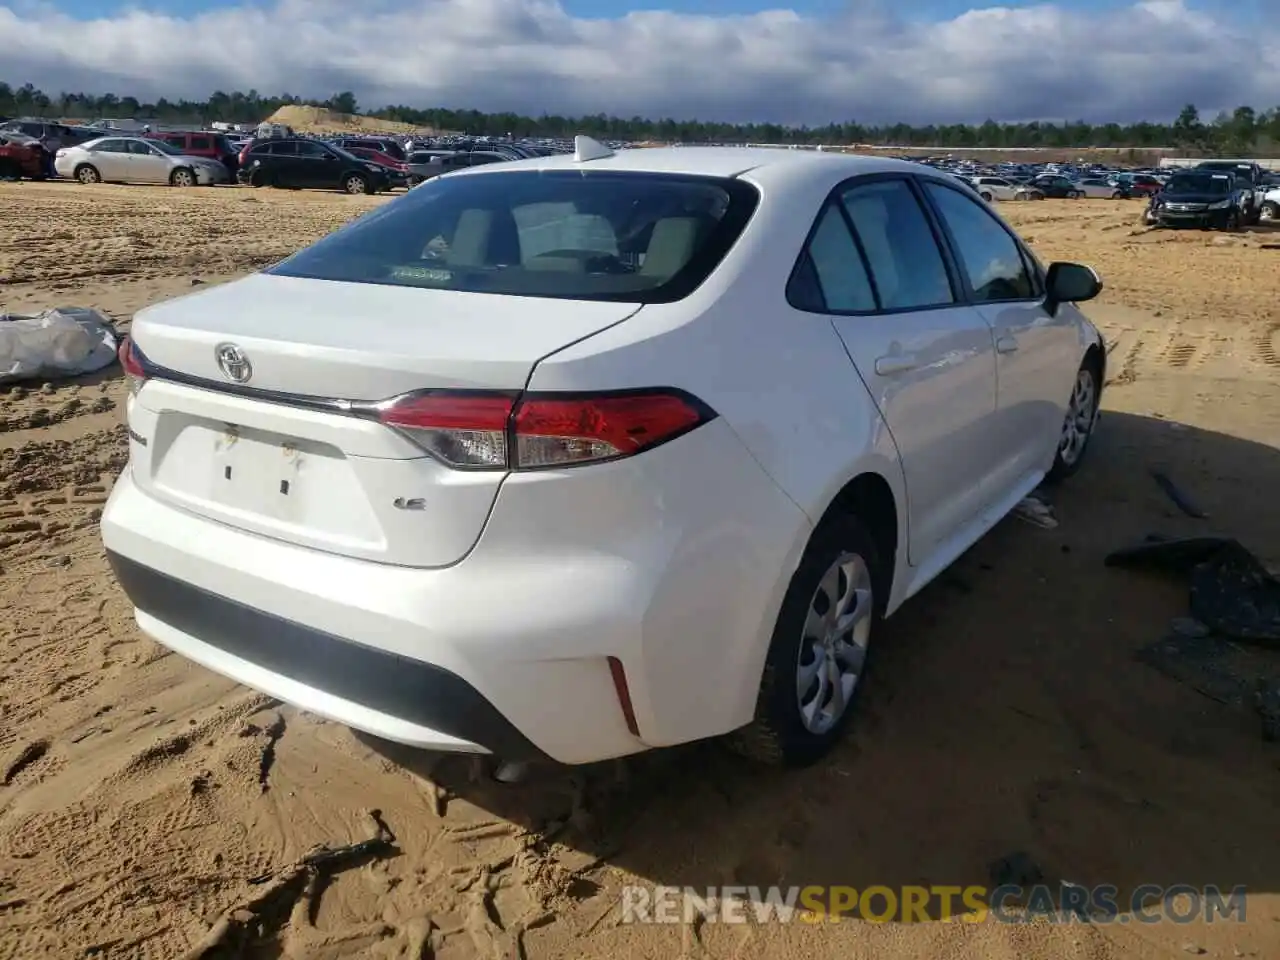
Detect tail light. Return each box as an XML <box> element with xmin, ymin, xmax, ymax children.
<box><xmin>375</xmin><ymin>389</ymin><xmax>715</xmax><ymax>470</ymax></box>
<box><xmin>117</xmin><ymin>335</ymin><xmax>148</xmax><ymax>395</ymax></box>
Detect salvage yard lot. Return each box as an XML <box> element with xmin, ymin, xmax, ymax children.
<box><xmin>2</xmin><ymin>180</ymin><xmax>1279</xmax><ymax>959</ymax></box>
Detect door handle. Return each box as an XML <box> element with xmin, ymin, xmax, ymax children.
<box><xmin>874</xmin><ymin>354</ymin><xmax>919</xmax><ymax>375</ymax></box>
<box><xmin>996</xmin><ymin>335</ymin><xmax>1019</xmax><ymax>354</ymax></box>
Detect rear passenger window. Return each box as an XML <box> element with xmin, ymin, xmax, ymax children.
<box><xmin>923</xmin><ymin>182</ymin><xmax>1036</xmax><ymax>302</ymax></box>
<box><xmin>839</xmin><ymin>180</ymin><xmax>954</xmax><ymax>310</ymax></box>
<box><xmin>788</xmin><ymin>204</ymin><xmax>876</xmax><ymax>312</ymax></box>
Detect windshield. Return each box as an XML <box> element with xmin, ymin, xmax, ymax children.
<box><xmin>1166</xmin><ymin>174</ymin><xmax>1231</xmax><ymax>195</ymax></box>
<box><xmin>150</xmin><ymin>140</ymin><xmax>185</xmax><ymax>156</ymax></box>
<box><xmin>266</xmin><ymin>170</ymin><xmax>759</xmax><ymax>303</ymax></box>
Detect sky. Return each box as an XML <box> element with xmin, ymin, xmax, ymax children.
<box><xmin>0</xmin><ymin>0</ymin><xmax>1276</xmax><ymax>126</ymax></box>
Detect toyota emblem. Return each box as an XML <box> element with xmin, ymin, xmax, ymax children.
<box><xmin>215</xmin><ymin>342</ymin><xmax>252</xmax><ymax>383</ymax></box>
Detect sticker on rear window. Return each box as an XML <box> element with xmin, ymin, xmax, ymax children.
<box><xmin>390</xmin><ymin>264</ymin><xmax>452</xmax><ymax>283</ymax></box>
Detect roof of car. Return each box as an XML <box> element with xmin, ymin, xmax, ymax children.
<box><xmin>455</xmin><ymin>145</ymin><xmax>931</xmax><ymax>184</ymax></box>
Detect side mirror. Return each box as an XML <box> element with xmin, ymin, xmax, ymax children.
<box><xmin>1045</xmin><ymin>261</ymin><xmax>1102</xmax><ymax>312</ymax></box>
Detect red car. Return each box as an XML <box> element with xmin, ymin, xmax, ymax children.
<box><xmin>1125</xmin><ymin>175</ymin><xmax>1163</xmax><ymax>196</ymax></box>
<box><xmin>0</xmin><ymin>132</ymin><xmax>45</xmax><ymax>180</ymax></box>
<box><xmin>343</xmin><ymin>146</ymin><xmax>410</xmax><ymax>187</ymax></box>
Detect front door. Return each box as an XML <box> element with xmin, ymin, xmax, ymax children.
<box><xmin>127</xmin><ymin>140</ymin><xmax>170</xmax><ymax>182</ymax></box>
<box><xmin>294</xmin><ymin>140</ymin><xmax>338</xmax><ymax>188</ymax></box>
<box><xmin>920</xmin><ymin>179</ymin><xmax>1082</xmax><ymax>486</ymax></box>
<box><xmin>801</xmin><ymin>176</ymin><xmax>1001</xmax><ymax>563</ymax></box>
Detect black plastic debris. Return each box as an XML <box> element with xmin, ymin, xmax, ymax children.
<box><xmin>1149</xmin><ymin>469</ymin><xmax>1208</xmax><ymax>519</ymax></box>
<box><xmin>1257</xmin><ymin>679</ymin><xmax>1280</xmax><ymax>742</ymax></box>
<box><xmin>1135</xmin><ymin>633</ymin><xmax>1256</xmax><ymax>707</ymax></box>
<box><xmin>1105</xmin><ymin>536</ymin><xmax>1280</xmax><ymax>646</ymax></box>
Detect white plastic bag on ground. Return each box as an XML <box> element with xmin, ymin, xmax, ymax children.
<box><xmin>0</xmin><ymin>307</ymin><xmax>119</xmax><ymax>384</ymax></box>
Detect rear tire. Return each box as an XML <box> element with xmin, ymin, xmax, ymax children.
<box><xmin>1068</xmin><ymin>190</ymin><xmax>1083</xmax><ymax>199</ymax></box>
<box><xmin>75</xmin><ymin>164</ymin><xmax>101</xmax><ymax>184</ymax></box>
<box><xmin>731</xmin><ymin>514</ymin><xmax>883</xmax><ymax>767</ymax></box>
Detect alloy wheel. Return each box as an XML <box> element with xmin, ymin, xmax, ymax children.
<box><xmin>1059</xmin><ymin>367</ymin><xmax>1098</xmax><ymax>467</ymax></box>
<box><xmin>796</xmin><ymin>552</ymin><xmax>873</xmax><ymax>735</ymax></box>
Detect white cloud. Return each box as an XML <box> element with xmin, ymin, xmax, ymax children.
<box><xmin>0</xmin><ymin>0</ymin><xmax>1276</xmax><ymax>125</ymax></box>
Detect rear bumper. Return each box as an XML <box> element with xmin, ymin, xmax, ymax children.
<box><xmin>107</xmin><ymin>549</ymin><xmax>546</xmax><ymax>761</ymax></box>
<box><xmin>101</xmin><ymin>419</ymin><xmax>810</xmax><ymax>764</ymax></box>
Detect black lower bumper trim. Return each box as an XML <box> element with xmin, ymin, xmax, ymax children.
<box><xmin>106</xmin><ymin>550</ymin><xmax>547</xmax><ymax>762</ymax></box>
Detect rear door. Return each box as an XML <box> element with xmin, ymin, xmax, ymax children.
<box><xmin>807</xmin><ymin>175</ymin><xmax>1002</xmax><ymax>562</ymax></box>
<box><xmin>920</xmin><ymin>179</ymin><xmax>1080</xmax><ymax>487</ymax></box>
<box><xmin>89</xmin><ymin>139</ymin><xmax>131</xmax><ymax>180</ymax></box>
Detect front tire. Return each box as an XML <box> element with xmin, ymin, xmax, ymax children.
<box><xmin>980</xmin><ymin>191</ymin><xmax>993</xmax><ymax>202</ymax></box>
<box><xmin>1261</xmin><ymin>201</ymin><xmax>1278</xmax><ymax>223</ymax></box>
<box><xmin>170</xmin><ymin>167</ymin><xmax>196</xmax><ymax>187</ymax></box>
<box><xmin>344</xmin><ymin>174</ymin><xmax>369</xmax><ymax>195</ymax></box>
<box><xmin>75</xmin><ymin>164</ymin><xmax>101</xmax><ymax>184</ymax></box>
<box><xmin>732</xmin><ymin>515</ymin><xmax>882</xmax><ymax>767</ymax></box>
<box><xmin>1068</xmin><ymin>190</ymin><xmax>1083</xmax><ymax>199</ymax></box>
<box><xmin>1045</xmin><ymin>358</ymin><xmax>1101</xmax><ymax>484</ymax></box>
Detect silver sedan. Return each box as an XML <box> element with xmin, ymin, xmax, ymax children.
<box><xmin>54</xmin><ymin>136</ymin><xmax>230</xmax><ymax>186</ymax></box>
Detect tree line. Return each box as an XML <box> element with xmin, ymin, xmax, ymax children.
<box><xmin>2</xmin><ymin>80</ymin><xmax>1278</xmax><ymax>154</ymax></box>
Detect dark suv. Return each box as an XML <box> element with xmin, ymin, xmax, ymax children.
<box><xmin>147</xmin><ymin>130</ymin><xmax>239</xmax><ymax>173</ymax></box>
<box><xmin>0</xmin><ymin>119</ymin><xmax>100</xmax><ymax>149</ymax></box>
<box><xmin>236</xmin><ymin>138</ymin><xmax>390</xmax><ymax>194</ymax></box>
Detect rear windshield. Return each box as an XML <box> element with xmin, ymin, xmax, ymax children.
<box><xmin>1167</xmin><ymin>174</ymin><xmax>1231</xmax><ymax>194</ymax></box>
<box><xmin>266</xmin><ymin>170</ymin><xmax>760</xmax><ymax>303</ymax></box>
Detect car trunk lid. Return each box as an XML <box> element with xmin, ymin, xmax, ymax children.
<box><xmin>127</xmin><ymin>273</ymin><xmax>640</xmax><ymax>567</ymax></box>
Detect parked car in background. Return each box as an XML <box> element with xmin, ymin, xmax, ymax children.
<box><xmin>1120</xmin><ymin>174</ymin><xmax>1163</xmax><ymax>197</ymax></box>
<box><xmin>405</xmin><ymin>150</ymin><xmax>454</xmax><ymax>184</ymax></box>
<box><xmin>331</xmin><ymin>137</ymin><xmax>408</xmax><ymax>163</ymax></box>
<box><xmin>55</xmin><ymin>137</ymin><xmax>230</xmax><ymax>186</ymax></box>
<box><xmin>0</xmin><ymin>131</ymin><xmax>46</xmax><ymax>180</ymax></box>
<box><xmin>103</xmin><ymin>140</ymin><xmax>1106</xmax><ymax>771</ymax></box>
<box><xmin>1192</xmin><ymin>161</ymin><xmax>1268</xmax><ymax>225</ymax></box>
<box><xmin>1076</xmin><ymin>177</ymin><xmax>1127</xmax><ymax>199</ymax></box>
<box><xmin>147</xmin><ymin>130</ymin><xmax>240</xmax><ymax>175</ymax></box>
<box><xmin>1030</xmin><ymin>175</ymin><xmax>1084</xmax><ymax>199</ymax></box>
<box><xmin>1259</xmin><ymin>184</ymin><xmax>1280</xmax><ymax>223</ymax></box>
<box><xmin>0</xmin><ymin>118</ymin><xmax>101</xmax><ymax>150</ymax></box>
<box><xmin>342</xmin><ymin>146</ymin><xmax>410</xmax><ymax>188</ymax></box>
<box><xmin>969</xmin><ymin>176</ymin><xmax>1043</xmax><ymax>202</ymax></box>
<box><xmin>1145</xmin><ymin>171</ymin><xmax>1244</xmax><ymax>230</ymax></box>
<box><xmin>237</xmin><ymin>138</ymin><xmax>390</xmax><ymax>194</ymax></box>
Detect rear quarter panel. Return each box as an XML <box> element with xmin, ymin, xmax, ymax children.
<box><xmin>525</xmin><ymin>164</ymin><xmax>911</xmax><ymax>730</ymax></box>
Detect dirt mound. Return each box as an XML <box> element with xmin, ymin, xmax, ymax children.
<box><xmin>264</xmin><ymin>105</ymin><xmax>433</xmax><ymax>136</ymax></box>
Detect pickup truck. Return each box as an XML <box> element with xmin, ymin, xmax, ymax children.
<box><xmin>1192</xmin><ymin>161</ymin><xmax>1269</xmax><ymax>224</ymax></box>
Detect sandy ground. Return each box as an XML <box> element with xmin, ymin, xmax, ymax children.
<box><xmin>1</xmin><ymin>181</ymin><xmax>1279</xmax><ymax>960</ymax></box>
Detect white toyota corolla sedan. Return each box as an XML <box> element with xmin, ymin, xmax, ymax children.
<box><xmin>101</xmin><ymin>137</ymin><xmax>1106</xmax><ymax>769</ymax></box>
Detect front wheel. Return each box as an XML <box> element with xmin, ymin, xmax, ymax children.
<box><xmin>1111</xmin><ymin>191</ymin><xmax>1124</xmax><ymax>199</ymax></box>
<box><xmin>980</xmin><ymin>191</ymin><xmax>993</xmax><ymax>202</ymax></box>
<box><xmin>731</xmin><ymin>515</ymin><xmax>882</xmax><ymax>767</ymax></box>
<box><xmin>343</xmin><ymin>174</ymin><xmax>369</xmax><ymax>195</ymax></box>
<box><xmin>1261</xmin><ymin>202</ymin><xmax>1278</xmax><ymax>223</ymax></box>
<box><xmin>75</xmin><ymin>164</ymin><xmax>101</xmax><ymax>184</ymax></box>
<box><xmin>170</xmin><ymin>167</ymin><xmax>196</xmax><ymax>187</ymax></box>
<box><xmin>1045</xmin><ymin>358</ymin><xmax>1101</xmax><ymax>484</ymax></box>
<box><xmin>1068</xmin><ymin>190</ymin><xmax>1083</xmax><ymax>199</ymax></box>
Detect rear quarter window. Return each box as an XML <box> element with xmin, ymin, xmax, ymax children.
<box><xmin>266</xmin><ymin>170</ymin><xmax>760</xmax><ymax>304</ymax></box>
